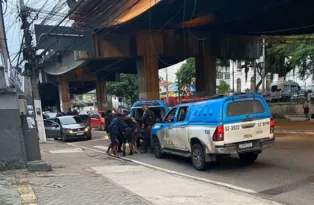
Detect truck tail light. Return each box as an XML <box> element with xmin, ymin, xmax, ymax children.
<box><xmin>213</xmin><ymin>125</ymin><xmax>224</xmax><ymax>141</ymax></box>
<box><xmin>270</xmin><ymin>119</ymin><xmax>275</xmax><ymax>134</ymax></box>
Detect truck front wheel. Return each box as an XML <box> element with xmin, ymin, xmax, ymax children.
<box><xmin>239</xmin><ymin>153</ymin><xmax>258</xmax><ymax>165</ymax></box>
<box><xmin>191</xmin><ymin>143</ymin><xmax>208</xmax><ymax>171</ymax></box>
<box><xmin>153</xmin><ymin>137</ymin><xmax>164</xmax><ymax>158</ymax></box>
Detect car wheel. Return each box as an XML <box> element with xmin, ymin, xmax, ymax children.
<box><xmin>153</xmin><ymin>137</ymin><xmax>163</xmax><ymax>158</ymax></box>
<box><xmin>239</xmin><ymin>153</ymin><xmax>258</xmax><ymax>165</ymax></box>
<box><xmin>87</xmin><ymin>134</ymin><xmax>92</xmax><ymax>140</ymax></box>
<box><xmin>54</xmin><ymin>138</ymin><xmax>58</xmax><ymax>141</ymax></box>
<box><xmin>100</xmin><ymin>124</ymin><xmax>104</xmax><ymax>131</ymax></box>
<box><xmin>191</xmin><ymin>143</ymin><xmax>208</xmax><ymax>171</ymax></box>
<box><xmin>62</xmin><ymin>133</ymin><xmax>67</xmax><ymax>142</ymax></box>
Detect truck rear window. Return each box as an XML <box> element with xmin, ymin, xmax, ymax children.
<box><xmin>227</xmin><ymin>100</ymin><xmax>265</xmax><ymax>117</ymax></box>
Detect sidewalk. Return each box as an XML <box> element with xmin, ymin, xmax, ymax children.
<box><xmin>1</xmin><ymin>141</ymin><xmax>283</xmax><ymax>205</ymax></box>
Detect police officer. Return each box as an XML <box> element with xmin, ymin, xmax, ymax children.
<box><xmin>136</xmin><ymin>105</ymin><xmax>155</xmax><ymax>153</ymax></box>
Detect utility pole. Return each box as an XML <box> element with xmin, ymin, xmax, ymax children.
<box><xmin>19</xmin><ymin>0</ymin><xmax>46</xmax><ymax>143</ymax></box>
<box><xmin>253</xmin><ymin>60</ymin><xmax>257</xmax><ymax>93</ymax></box>
<box><xmin>230</xmin><ymin>60</ymin><xmax>234</xmax><ymax>93</ymax></box>
<box><xmin>165</xmin><ymin>68</ymin><xmax>169</xmax><ymax>104</ymax></box>
<box><xmin>262</xmin><ymin>37</ymin><xmax>266</xmax><ymax>93</ymax></box>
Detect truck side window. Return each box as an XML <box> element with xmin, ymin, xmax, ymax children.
<box><xmin>177</xmin><ymin>107</ymin><xmax>188</xmax><ymax>122</ymax></box>
<box><xmin>164</xmin><ymin>108</ymin><xmax>177</xmax><ymax>123</ymax></box>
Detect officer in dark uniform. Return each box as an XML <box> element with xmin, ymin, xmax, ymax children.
<box><xmin>136</xmin><ymin>105</ymin><xmax>155</xmax><ymax>153</ymax></box>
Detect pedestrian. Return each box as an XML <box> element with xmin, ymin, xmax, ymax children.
<box><xmin>304</xmin><ymin>91</ymin><xmax>310</xmax><ymax>121</ymax></box>
<box><xmin>112</xmin><ymin>107</ymin><xmax>130</xmax><ymax>153</ymax></box>
<box><xmin>124</xmin><ymin>116</ymin><xmax>138</xmax><ymax>155</ymax></box>
<box><xmin>105</xmin><ymin>109</ymin><xmax>113</xmax><ymax>155</ymax></box>
<box><xmin>136</xmin><ymin>105</ymin><xmax>156</xmax><ymax>153</ymax></box>
<box><xmin>117</xmin><ymin>116</ymin><xmax>130</xmax><ymax>156</ymax></box>
<box><xmin>107</xmin><ymin>117</ymin><xmax>121</xmax><ymax>157</ymax></box>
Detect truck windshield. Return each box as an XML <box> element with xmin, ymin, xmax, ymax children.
<box><xmin>227</xmin><ymin>100</ymin><xmax>265</xmax><ymax>117</ymax></box>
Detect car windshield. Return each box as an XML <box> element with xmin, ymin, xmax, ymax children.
<box><xmin>59</xmin><ymin>116</ymin><xmax>82</xmax><ymax>125</ymax></box>
<box><xmin>46</xmin><ymin>113</ymin><xmax>57</xmax><ymax>118</ymax></box>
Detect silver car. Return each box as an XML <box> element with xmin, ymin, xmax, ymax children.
<box><xmin>44</xmin><ymin>116</ymin><xmax>92</xmax><ymax>142</ymax></box>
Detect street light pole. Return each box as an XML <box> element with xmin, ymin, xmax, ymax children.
<box><xmin>262</xmin><ymin>37</ymin><xmax>266</xmax><ymax>93</ymax></box>
<box><xmin>19</xmin><ymin>0</ymin><xmax>46</xmax><ymax>143</ymax></box>
<box><xmin>165</xmin><ymin>68</ymin><xmax>169</xmax><ymax>104</ymax></box>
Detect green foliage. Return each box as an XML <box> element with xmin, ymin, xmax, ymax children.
<box><xmin>106</xmin><ymin>74</ymin><xmax>138</xmax><ymax>103</ymax></box>
<box><xmin>267</xmin><ymin>35</ymin><xmax>314</xmax><ymax>79</ymax></box>
<box><xmin>218</xmin><ymin>80</ymin><xmax>230</xmax><ymax>94</ymax></box>
<box><xmin>176</xmin><ymin>58</ymin><xmax>196</xmax><ymax>95</ymax></box>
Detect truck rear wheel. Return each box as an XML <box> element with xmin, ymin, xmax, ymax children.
<box><xmin>239</xmin><ymin>153</ymin><xmax>258</xmax><ymax>165</ymax></box>
<box><xmin>191</xmin><ymin>143</ymin><xmax>208</xmax><ymax>171</ymax></box>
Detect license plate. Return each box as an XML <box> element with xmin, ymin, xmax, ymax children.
<box><xmin>76</xmin><ymin>132</ymin><xmax>84</xmax><ymax>136</ymax></box>
<box><xmin>239</xmin><ymin>142</ymin><xmax>253</xmax><ymax>149</ymax></box>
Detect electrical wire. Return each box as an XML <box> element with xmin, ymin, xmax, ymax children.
<box><xmin>186</xmin><ymin>0</ymin><xmax>207</xmax><ymax>41</ymax></box>
<box><xmin>149</xmin><ymin>0</ymin><xmax>174</xmax><ymax>66</ymax></box>
<box><xmin>43</xmin><ymin>0</ymin><xmax>141</xmax><ymax>61</ymax></box>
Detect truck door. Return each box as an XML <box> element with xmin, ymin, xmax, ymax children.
<box><xmin>162</xmin><ymin>108</ymin><xmax>177</xmax><ymax>149</ymax></box>
<box><xmin>168</xmin><ymin>106</ymin><xmax>189</xmax><ymax>151</ymax></box>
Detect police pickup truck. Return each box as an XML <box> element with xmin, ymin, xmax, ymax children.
<box><xmin>151</xmin><ymin>93</ymin><xmax>275</xmax><ymax>171</ymax></box>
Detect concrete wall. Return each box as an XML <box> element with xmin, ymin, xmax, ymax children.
<box><xmin>0</xmin><ymin>91</ymin><xmax>27</xmax><ymax>171</ymax></box>
<box><xmin>268</xmin><ymin>103</ymin><xmax>313</xmax><ymax>115</ymax></box>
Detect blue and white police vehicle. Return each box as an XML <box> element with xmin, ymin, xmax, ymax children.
<box><xmin>151</xmin><ymin>93</ymin><xmax>275</xmax><ymax>171</ymax></box>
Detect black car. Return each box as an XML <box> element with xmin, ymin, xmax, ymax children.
<box><xmin>44</xmin><ymin>115</ymin><xmax>92</xmax><ymax>142</ymax></box>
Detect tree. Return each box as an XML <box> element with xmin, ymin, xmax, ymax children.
<box><xmin>176</xmin><ymin>58</ymin><xmax>196</xmax><ymax>95</ymax></box>
<box><xmin>266</xmin><ymin>35</ymin><xmax>314</xmax><ymax>80</ymax></box>
<box><xmin>106</xmin><ymin>74</ymin><xmax>138</xmax><ymax>103</ymax></box>
<box><xmin>218</xmin><ymin>80</ymin><xmax>230</xmax><ymax>94</ymax></box>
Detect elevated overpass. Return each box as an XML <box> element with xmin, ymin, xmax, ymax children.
<box><xmin>39</xmin><ymin>0</ymin><xmax>314</xmax><ymax>111</ymax></box>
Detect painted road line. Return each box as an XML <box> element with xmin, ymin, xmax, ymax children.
<box><xmin>94</xmin><ymin>145</ymin><xmax>108</xmax><ymax>150</ymax></box>
<box><xmin>94</xmin><ymin>144</ymin><xmax>129</xmax><ymax>150</ymax></box>
<box><xmin>90</xmin><ymin>138</ymin><xmax>107</xmax><ymax>142</ymax></box>
<box><xmin>49</xmin><ymin>148</ymin><xmax>84</xmax><ymax>154</ymax></box>
<box><xmin>67</xmin><ymin>143</ymin><xmax>257</xmax><ymax>194</ymax></box>
<box><xmin>17</xmin><ymin>183</ymin><xmax>39</xmax><ymax>205</ymax></box>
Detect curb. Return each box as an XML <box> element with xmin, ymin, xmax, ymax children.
<box><xmin>275</xmin><ymin>130</ymin><xmax>314</xmax><ymax>134</ymax></box>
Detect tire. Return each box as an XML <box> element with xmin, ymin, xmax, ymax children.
<box><xmin>62</xmin><ymin>132</ymin><xmax>67</xmax><ymax>142</ymax></box>
<box><xmin>54</xmin><ymin>138</ymin><xmax>58</xmax><ymax>141</ymax></box>
<box><xmin>153</xmin><ymin>137</ymin><xmax>163</xmax><ymax>158</ymax></box>
<box><xmin>239</xmin><ymin>153</ymin><xmax>258</xmax><ymax>165</ymax></box>
<box><xmin>191</xmin><ymin>143</ymin><xmax>208</xmax><ymax>171</ymax></box>
<box><xmin>87</xmin><ymin>134</ymin><xmax>92</xmax><ymax>140</ymax></box>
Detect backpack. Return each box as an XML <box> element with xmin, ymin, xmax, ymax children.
<box><xmin>146</xmin><ymin>110</ymin><xmax>156</xmax><ymax>125</ymax></box>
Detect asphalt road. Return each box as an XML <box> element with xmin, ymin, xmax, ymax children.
<box><xmin>64</xmin><ymin>132</ymin><xmax>314</xmax><ymax>205</ymax></box>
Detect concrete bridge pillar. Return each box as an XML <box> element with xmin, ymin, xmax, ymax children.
<box><xmin>96</xmin><ymin>77</ymin><xmax>107</xmax><ymax>111</ymax></box>
<box><xmin>58</xmin><ymin>75</ymin><xmax>71</xmax><ymax>112</ymax></box>
<box><xmin>136</xmin><ymin>32</ymin><xmax>160</xmax><ymax>100</ymax></box>
<box><xmin>195</xmin><ymin>40</ymin><xmax>217</xmax><ymax>97</ymax></box>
